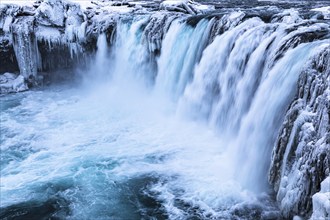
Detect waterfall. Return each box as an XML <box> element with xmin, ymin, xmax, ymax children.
<box><xmin>95</xmin><ymin>34</ymin><xmax>108</xmax><ymax>75</ymax></box>
<box><xmin>97</xmin><ymin>15</ymin><xmax>329</xmax><ymax>189</ymax></box>
<box><xmin>156</xmin><ymin>18</ymin><xmax>211</xmax><ymax>99</ymax></box>
<box><xmin>92</xmin><ymin>15</ymin><xmax>329</xmax><ymax>194</ymax></box>
<box><xmin>1</xmin><ymin>1</ymin><xmax>329</xmax><ymax>219</ymax></box>
<box><xmin>231</xmin><ymin>40</ymin><xmax>329</xmax><ymax>192</ymax></box>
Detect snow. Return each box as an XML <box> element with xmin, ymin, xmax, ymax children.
<box><xmin>69</xmin><ymin>0</ymin><xmax>95</xmax><ymax>10</ymax></box>
<box><xmin>35</xmin><ymin>0</ymin><xmax>66</xmax><ymax>27</ymax></box>
<box><xmin>162</xmin><ymin>0</ymin><xmax>191</xmax><ymax>7</ymax></box>
<box><xmin>195</xmin><ymin>4</ymin><xmax>211</xmax><ymax>10</ymax></box>
<box><xmin>160</xmin><ymin>0</ymin><xmax>214</xmax><ymax>14</ymax></box>
<box><xmin>0</xmin><ymin>73</ymin><xmax>28</xmax><ymax>93</ymax></box>
<box><xmin>0</xmin><ymin>0</ymin><xmax>34</xmax><ymax>6</ymax></box>
<box><xmin>281</xmin><ymin>9</ymin><xmax>303</xmax><ymax>24</ymax></box>
<box><xmin>103</xmin><ymin>5</ymin><xmax>133</xmax><ymax>13</ymax></box>
<box><xmin>2</xmin><ymin>16</ymin><xmax>13</xmax><ymax>32</ymax></box>
<box><xmin>229</xmin><ymin>11</ymin><xmax>245</xmax><ymax>20</ymax></box>
<box><xmin>311</xmin><ymin>177</ymin><xmax>330</xmax><ymax>220</ymax></box>
<box><xmin>72</xmin><ymin>0</ymin><xmax>134</xmax><ymax>13</ymax></box>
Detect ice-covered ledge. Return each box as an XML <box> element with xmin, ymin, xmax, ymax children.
<box><xmin>0</xmin><ymin>72</ymin><xmax>28</xmax><ymax>93</ymax></box>
<box><xmin>0</xmin><ymin>0</ymin><xmax>214</xmax><ymax>86</ymax></box>
<box><xmin>1</xmin><ymin>0</ymin><xmax>329</xmax><ymax>84</ymax></box>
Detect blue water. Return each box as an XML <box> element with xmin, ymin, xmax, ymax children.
<box><xmin>0</xmin><ymin>81</ymin><xmax>280</xmax><ymax>219</ymax></box>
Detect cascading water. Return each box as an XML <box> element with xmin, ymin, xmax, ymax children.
<box><xmin>1</xmin><ymin>2</ymin><xmax>329</xmax><ymax>219</ymax></box>
<box><xmin>156</xmin><ymin>18</ymin><xmax>211</xmax><ymax>99</ymax></box>
<box><xmin>178</xmin><ymin>17</ymin><xmax>329</xmax><ymax>193</ymax></box>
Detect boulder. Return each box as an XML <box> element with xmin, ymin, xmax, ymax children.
<box><xmin>0</xmin><ymin>73</ymin><xmax>28</xmax><ymax>93</ymax></box>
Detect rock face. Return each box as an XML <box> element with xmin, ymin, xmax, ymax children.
<box><xmin>0</xmin><ymin>0</ymin><xmax>88</xmax><ymax>82</ymax></box>
<box><xmin>0</xmin><ymin>0</ymin><xmax>216</xmax><ymax>85</ymax></box>
<box><xmin>269</xmin><ymin>46</ymin><xmax>330</xmax><ymax>219</ymax></box>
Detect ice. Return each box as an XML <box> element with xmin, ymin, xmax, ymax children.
<box><xmin>69</xmin><ymin>0</ymin><xmax>95</xmax><ymax>10</ymax></box>
<box><xmin>0</xmin><ymin>0</ymin><xmax>34</xmax><ymax>6</ymax></box>
<box><xmin>271</xmin><ymin>9</ymin><xmax>303</xmax><ymax>24</ymax></box>
<box><xmin>35</xmin><ymin>0</ymin><xmax>66</xmax><ymax>27</ymax></box>
<box><xmin>11</xmin><ymin>16</ymin><xmax>40</xmax><ymax>78</ymax></box>
<box><xmin>2</xmin><ymin>15</ymin><xmax>13</xmax><ymax>33</ymax></box>
<box><xmin>269</xmin><ymin>44</ymin><xmax>330</xmax><ymax>218</ymax></box>
<box><xmin>311</xmin><ymin>177</ymin><xmax>330</xmax><ymax>219</ymax></box>
<box><xmin>0</xmin><ymin>73</ymin><xmax>28</xmax><ymax>93</ymax></box>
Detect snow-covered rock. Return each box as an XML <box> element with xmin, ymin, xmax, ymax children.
<box><xmin>311</xmin><ymin>177</ymin><xmax>330</xmax><ymax>219</ymax></box>
<box><xmin>271</xmin><ymin>9</ymin><xmax>303</xmax><ymax>24</ymax></box>
<box><xmin>269</xmin><ymin>45</ymin><xmax>330</xmax><ymax>218</ymax></box>
<box><xmin>35</xmin><ymin>0</ymin><xmax>66</xmax><ymax>27</ymax></box>
<box><xmin>0</xmin><ymin>73</ymin><xmax>28</xmax><ymax>93</ymax></box>
<box><xmin>160</xmin><ymin>0</ymin><xmax>214</xmax><ymax>15</ymax></box>
<box><xmin>0</xmin><ymin>72</ymin><xmax>16</xmax><ymax>83</ymax></box>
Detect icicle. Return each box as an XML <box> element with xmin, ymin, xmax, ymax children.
<box><xmin>11</xmin><ymin>16</ymin><xmax>39</xmax><ymax>79</ymax></box>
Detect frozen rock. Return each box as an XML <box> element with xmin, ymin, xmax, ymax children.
<box><xmin>142</xmin><ymin>13</ymin><xmax>177</xmax><ymax>53</ymax></box>
<box><xmin>11</xmin><ymin>16</ymin><xmax>40</xmax><ymax>78</ymax></box>
<box><xmin>35</xmin><ymin>0</ymin><xmax>66</xmax><ymax>27</ymax></box>
<box><xmin>0</xmin><ymin>4</ymin><xmax>20</xmax><ymax>33</ymax></box>
<box><xmin>65</xmin><ymin>2</ymin><xmax>86</xmax><ymax>41</ymax></box>
<box><xmin>271</xmin><ymin>9</ymin><xmax>303</xmax><ymax>24</ymax></box>
<box><xmin>160</xmin><ymin>0</ymin><xmax>214</xmax><ymax>15</ymax></box>
<box><xmin>310</xmin><ymin>177</ymin><xmax>330</xmax><ymax>219</ymax></box>
<box><xmin>0</xmin><ymin>72</ymin><xmax>16</xmax><ymax>83</ymax></box>
<box><xmin>268</xmin><ymin>23</ymin><xmax>330</xmax><ymax>68</ymax></box>
<box><xmin>269</xmin><ymin>45</ymin><xmax>330</xmax><ymax>218</ymax></box>
<box><xmin>0</xmin><ymin>73</ymin><xmax>28</xmax><ymax>93</ymax></box>
<box><xmin>12</xmin><ymin>75</ymin><xmax>29</xmax><ymax>92</ymax></box>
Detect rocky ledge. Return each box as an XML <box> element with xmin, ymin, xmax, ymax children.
<box><xmin>269</xmin><ymin>45</ymin><xmax>330</xmax><ymax>219</ymax></box>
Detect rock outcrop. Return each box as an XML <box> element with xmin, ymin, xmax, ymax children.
<box><xmin>269</xmin><ymin>45</ymin><xmax>330</xmax><ymax>219</ymax></box>
<box><xmin>0</xmin><ymin>72</ymin><xmax>28</xmax><ymax>93</ymax></box>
